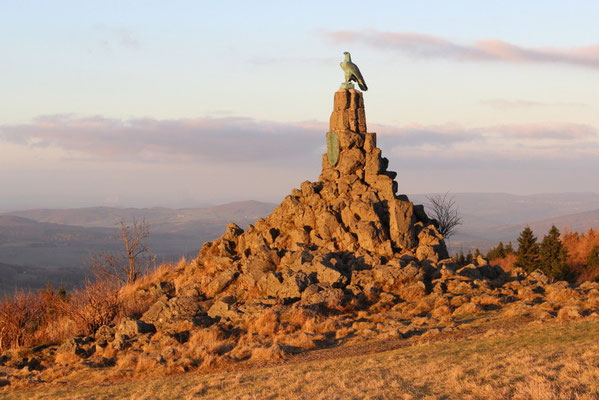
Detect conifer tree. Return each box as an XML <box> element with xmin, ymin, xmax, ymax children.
<box><xmin>588</xmin><ymin>245</ymin><xmax>599</xmax><ymax>269</ymax></box>
<box><xmin>488</xmin><ymin>242</ymin><xmax>505</xmax><ymax>259</ymax></box>
<box><xmin>505</xmin><ymin>241</ymin><xmax>515</xmax><ymax>254</ymax></box>
<box><xmin>497</xmin><ymin>242</ymin><xmax>505</xmax><ymax>258</ymax></box>
<box><xmin>514</xmin><ymin>226</ymin><xmax>540</xmax><ymax>272</ymax></box>
<box><xmin>454</xmin><ymin>251</ymin><xmax>466</xmax><ymax>265</ymax></box>
<box><xmin>539</xmin><ymin>225</ymin><xmax>569</xmax><ymax>280</ymax></box>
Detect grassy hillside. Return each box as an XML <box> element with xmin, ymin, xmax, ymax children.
<box><xmin>7</xmin><ymin>319</ymin><xmax>599</xmax><ymax>399</ymax></box>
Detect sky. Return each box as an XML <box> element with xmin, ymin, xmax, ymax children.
<box><xmin>2</xmin><ymin>1</ymin><xmax>599</xmax><ymax>211</ymax></box>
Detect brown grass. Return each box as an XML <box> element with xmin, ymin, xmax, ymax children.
<box><xmin>188</xmin><ymin>327</ymin><xmax>223</xmax><ymax>349</ymax></box>
<box><xmin>491</xmin><ymin>253</ymin><xmax>517</xmax><ymax>272</ymax></box>
<box><xmin>0</xmin><ymin>259</ymin><xmax>187</xmax><ymax>354</ymax></box>
<box><xmin>119</xmin><ymin>259</ymin><xmax>182</xmax><ymax>298</ymax></box>
<box><xmin>247</xmin><ymin>309</ymin><xmax>280</xmax><ymax>336</ymax></box>
<box><xmin>54</xmin><ymin>351</ymin><xmax>80</xmax><ymax>365</ymax></box>
<box><xmin>118</xmin><ymin>259</ymin><xmax>183</xmax><ymax>319</ymax></box>
<box><xmin>116</xmin><ymin>353</ymin><xmax>139</xmax><ymax>370</ymax></box>
<box><xmin>7</xmin><ymin>319</ymin><xmax>599</xmax><ymax>399</ymax></box>
<box><xmin>249</xmin><ymin>343</ymin><xmax>288</xmax><ymax>362</ymax></box>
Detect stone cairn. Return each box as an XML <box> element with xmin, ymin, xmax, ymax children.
<box><xmin>182</xmin><ymin>89</ymin><xmax>449</xmax><ymax>313</ymax></box>
<box><xmin>5</xmin><ymin>89</ymin><xmax>599</xmax><ymax>387</ymax></box>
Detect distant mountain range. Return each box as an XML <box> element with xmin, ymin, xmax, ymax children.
<box><xmin>447</xmin><ymin>208</ymin><xmax>599</xmax><ymax>253</ymax></box>
<box><xmin>408</xmin><ymin>192</ymin><xmax>599</xmax><ymax>225</ymax></box>
<box><xmin>0</xmin><ymin>201</ymin><xmax>276</xmax><ymax>294</ymax></box>
<box><xmin>0</xmin><ymin>261</ymin><xmax>86</xmax><ymax>295</ymax></box>
<box><xmin>2</xmin><ymin>194</ymin><xmax>599</xmax><ymax>294</ymax></box>
<box><xmin>6</xmin><ymin>200</ymin><xmax>276</xmax><ymax>230</ymax></box>
<box><xmin>408</xmin><ymin>192</ymin><xmax>599</xmax><ymax>253</ymax></box>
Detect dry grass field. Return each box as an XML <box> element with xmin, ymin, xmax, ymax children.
<box><xmin>4</xmin><ymin>319</ymin><xmax>599</xmax><ymax>400</ymax></box>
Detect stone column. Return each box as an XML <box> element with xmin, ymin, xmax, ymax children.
<box><xmin>319</xmin><ymin>89</ymin><xmax>418</xmax><ymax>251</ymax></box>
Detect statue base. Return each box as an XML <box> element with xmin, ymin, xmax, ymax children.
<box><xmin>339</xmin><ymin>82</ymin><xmax>355</xmax><ymax>90</ymax></box>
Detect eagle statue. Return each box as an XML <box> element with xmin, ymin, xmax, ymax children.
<box><xmin>340</xmin><ymin>51</ymin><xmax>368</xmax><ymax>91</ymax></box>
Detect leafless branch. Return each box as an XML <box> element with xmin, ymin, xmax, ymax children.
<box><xmin>425</xmin><ymin>192</ymin><xmax>463</xmax><ymax>239</ymax></box>
<box><xmin>87</xmin><ymin>218</ymin><xmax>155</xmax><ymax>285</ymax></box>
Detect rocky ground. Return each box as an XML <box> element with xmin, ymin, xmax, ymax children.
<box><xmin>2</xmin><ymin>89</ymin><xmax>598</xmax><ymax>394</ymax></box>
<box><xmin>2</xmin><ymin>258</ymin><xmax>599</xmax><ymax>394</ymax></box>
<box><xmin>7</xmin><ymin>319</ymin><xmax>599</xmax><ymax>399</ymax></box>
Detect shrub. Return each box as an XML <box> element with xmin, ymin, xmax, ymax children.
<box><xmin>0</xmin><ymin>290</ymin><xmax>41</xmax><ymax>350</ymax></box>
<box><xmin>0</xmin><ymin>259</ymin><xmax>169</xmax><ymax>352</ymax></box>
<box><xmin>31</xmin><ymin>285</ymin><xmax>73</xmax><ymax>346</ymax></box>
<box><xmin>60</xmin><ymin>279</ymin><xmax>121</xmax><ymax>335</ymax></box>
<box><xmin>561</xmin><ymin>228</ymin><xmax>599</xmax><ymax>282</ymax></box>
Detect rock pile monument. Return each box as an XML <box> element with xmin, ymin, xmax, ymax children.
<box><xmin>3</xmin><ymin>55</ymin><xmax>598</xmax><ymax>389</ymax></box>
<box><xmin>187</xmin><ymin>84</ymin><xmax>449</xmax><ymax>311</ymax></box>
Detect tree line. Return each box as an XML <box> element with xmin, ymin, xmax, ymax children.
<box><xmin>463</xmin><ymin>225</ymin><xmax>599</xmax><ymax>282</ymax></box>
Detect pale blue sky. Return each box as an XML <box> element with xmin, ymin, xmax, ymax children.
<box><xmin>2</xmin><ymin>1</ymin><xmax>599</xmax><ymax>210</ymax></box>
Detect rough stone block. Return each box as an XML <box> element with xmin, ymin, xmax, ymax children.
<box><xmin>337</xmin><ymin>147</ymin><xmax>365</xmax><ymax>176</ymax></box>
<box><xmin>364</xmin><ymin>132</ymin><xmax>376</xmax><ymax>152</ymax></box>
<box><xmin>388</xmin><ymin>199</ymin><xmax>417</xmax><ymax>250</ymax></box>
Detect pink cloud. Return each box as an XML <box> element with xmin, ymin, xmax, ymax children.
<box><xmin>0</xmin><ymin>115</ymin><xmax>325</xmax><ymax>163</ymax></box>
<box><xmin>484</xmin><ymin>123</ymin><xmax>597</xmax><ymax>141</ymax></box>
<box><xmin>0</xmin><ymin>115</ymin><xmax>596</xmax><ymax>166</ymax></box>
<box><xmin>479</xmin><ymin>99</ymin><xmax>586</xmax><ymax>109</ymax></box>
<box><xmin>326</xmin><ymin>30</ymin><xmax>599</xmax><ymax>69</ymax></box>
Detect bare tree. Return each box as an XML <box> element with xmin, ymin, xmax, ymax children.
<box><xmin>88</xmin><ymin>219</ymin><xmax>155</xmax><ymax>285</ymax></box>
<box><xmin>425</xmin><ymin>193</ymin><xmax>463</xmax><ymax>239</ymax></box>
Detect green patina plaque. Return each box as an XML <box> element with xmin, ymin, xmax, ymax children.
<box><xmin>326</xmin><ymin>131</ymin><xmax>340</xmax><ymax>166</ymax></box>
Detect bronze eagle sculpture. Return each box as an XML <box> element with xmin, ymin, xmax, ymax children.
<box><xmin>340</xmin><ymin>51</ymin><xmax>367</xmax><ymax>91</ymax></box>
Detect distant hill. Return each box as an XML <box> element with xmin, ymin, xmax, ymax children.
<box><xmin>409</xmin><ymin>192</ymin><xmax>599</xmax><ymax>225</ymax></box>
<box><xmin>447</xmin><ymin>208</ymin><xmax>599</xmax><ymax>253</ymax></box>
<box><xmin>0</xmin><ymin>215</ymin><xmax>117</xmax><ymax>270</ymax></box>
<box><xmin>526</xmin><ymin>208</ymin><xmax>599</xmax><ymax>233</ymax></box>
<box><xmin>475</xmin><ymin>208</ymin><xmax>599</xmax><ymax>248</ymax></box>
<box><xmin>6</xmin><ymin>201</ymin><xmax>276</xmax><ymax>230</ymax></box>
<box><xmin>0</xmin><ymin>261</ymin><xmax>87</xmax><ymax>296</ymax></box>
<box><xmin>3</xmin><ymin>195</ymin><xmax>599</xmax><ymax>290</ymax></box>
<box><xmin>0</xmin><ymin>201</ymin><xmax>277</xmax><ymax>293</ymax></box>
<box><xmin>407</xmin><ymin>193</ymin><xmax>599</xmax><ymax>253</ymax></box>
<box><xmin>0</xmin><ymin>215</ymin><xmax>115</xmax><ymax>239</ymax></box>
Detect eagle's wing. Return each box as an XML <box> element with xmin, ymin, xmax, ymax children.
<box><xmin>348</xmin><ymin>62</ymin><xmax>368</xmax><ymax>91</ymax></box>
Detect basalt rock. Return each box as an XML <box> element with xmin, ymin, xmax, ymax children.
<box><xmin>190</xmin><ymin>89</ymin><xmax>448</xmax><ymax>304</ymax></box>
<box><xmin>6</xmin><ymin>89</ymin><xmax>599</xmax><ymax>392</ymax></box>
<box><xmin>91</xmin><ymin>89</ymin><xmax>453</xmax><ymax>362</ymax></box>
